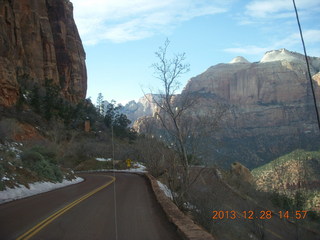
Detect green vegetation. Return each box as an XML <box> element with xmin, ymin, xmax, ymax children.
<box><xmin>104</xmin><ymin>101</ymin><xmax>137</xmax><ymax>141</ymax></box>
<box><xmin>270</xmin><ymin>191</ymin><xmax>307</xmax><ymax>211</ymax></box>
<box><xmin>251</xmin><ymin>148</ymin><xmax>320</xmax><ymax>224</ymax></box>
<box><xmin>0</xmin><ymin>143</ymin><xmax>77</xmax><ymax>190</ymax></box>
<box><xmin>252</xmin><ymin>149</ymin><xmax>320</xmax><ymax>177</ymax></box>
<box><xmin>0</xmin><ymin>164</ymin><xmax>5</xmax><ymax>190</ymax></box>
<box><xmin>21</xmin><ymin>148</ymin><xmax>63</xmax><ymax>182</ymax></box>
<box><xmin>16</xmin><ymin>76</ymin><xmax>100</xmax><ymax>129</ymax></box>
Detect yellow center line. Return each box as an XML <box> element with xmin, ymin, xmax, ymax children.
<box><xmin>16</xmin><ymin>176</ymin><xmax>116</xmax><ymax>240</ymax></box>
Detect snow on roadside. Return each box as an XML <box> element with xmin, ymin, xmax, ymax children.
<box><xmin>157</xmin><ymin>180</ymin><xmax>174</xmax><ymax>200</ymax></box>
<box><xmin>156</xmin><ymin>180</ymin><xmax>199</xmax><ymax>212</ymax></box>
<box><xmin>76</xmin><ymin>162</ymin><xmax>147</xmax><ymax>173</ymax></box>
<box><xmin>109</xmin><ymin>162</ymin><xmax>147</xmax><ymax>173</ymax></box>
<box><xmin>0</xmin><ymin>177</ymin><xmax>83</xmax><ymax>204</ymax></box>
<box><xmin>96</xmin><ymin>158</ymin><xmax>111</xmax><ymax>162</ymax></box>
<box><xmin>130</xmin><ymin>162</ymin><xmax>147</xmax><ymax>172</ymax></box>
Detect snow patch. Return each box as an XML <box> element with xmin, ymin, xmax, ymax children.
<box><xmin>76</xmin><ymin>162</ymin><xmax>147</xmax><ymax>173</ymax></box>
<box><xmin>260</xmin><ymin>48</ymin><xmax>305</xmax><ymax>63</ymax></box>
<box><xmin>157</xmin><ymin>180</ymin><xmax>174</xmax><ymax>200</ymax></box>
<box><xmin>132</xmin><ymin>162</ymin><xmax>147</xmax><ymax>172</ymax></box>
<box><xmin>156</xmin><ymin>181</ymin><xmax>199</xmax><ymax>212</ymax></box>
<box><xmin>229</xmin><ymin>56</ymin><xmax>250</xmax><ymax>64</ymax></box>
<box><xmin>0</xmin><ymin>177</ymin><xmax>84</xmax><ymax>204</ymax></box>
<box><xmin>0</xmin><ymin>142</ymin><xmax>23</xmax><ymax>159</ymax></box>
<box><xmin>96</xmin><ymin>158</ymin><xmax>111</xmax><ymax>162</ymax></box>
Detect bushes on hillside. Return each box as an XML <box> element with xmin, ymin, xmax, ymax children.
<box><xmin>16</xmin><ymin>76</ymin><xmax>101</xmax><ymax>130</ymax></box>
<box><xmin>21</xmin><ymin>148</ymin><xmax>63</xmax><ymax>182</ymax></box>
<box><xmin>0</xmin><ymin>164</ymin><xmax>5</xmax><ymax>190</ymax></box>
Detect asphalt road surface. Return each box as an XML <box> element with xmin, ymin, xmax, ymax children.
<box><xmin>0</xmin><ymin>173</ymin><xmax>181</xmax><ymax>240</ymax></box>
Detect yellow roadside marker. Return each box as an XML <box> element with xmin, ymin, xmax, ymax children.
<box><xmin>16</xmin><ymin>176</ymin><xmax>116</xmax><ymax>240</ymax></box>
<box><xmin>126</xmin><ymin>159</ymin><xmax>132</xmax><ymax>168</ymax></box>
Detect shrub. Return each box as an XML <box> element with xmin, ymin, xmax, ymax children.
<box><xmin>0</xmin><ymin>163</ymin><xmax>5</xmax><ymax>190</ymax></box>
<box><xmin>32</xmin><ymin>160</ymin><xmax>63</xmax><ymax>182</ymax></box>
<box><xmin>0</xmin><ymin>118</ymin><xmax>23</xmax><ymax>142</ymax></box>
<box><xmin>21</xmin><ymin>149</ymin><xmax>63</xmax><ymax>182</ymax></box>
<box><xmin>270</xmin><ymin>192</ymin><xmax>294</xmax><ymax>211</ymax></box>
<box><xmin>21</xmin><ymin>151</ymin><xmax>44</xmax><ymax>165</ymax></box>
<box><xmin>29</xmin><ymin>146</ymin><xmax>57</xmax><ymax>164</ymax></box>
<box><xmin>308</xmin><ymin>211</ymin><xmax>320</xmax><ymax>222</ymax></box>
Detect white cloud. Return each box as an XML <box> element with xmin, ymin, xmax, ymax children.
<box><xmin>244</xmin><ymin>0</ymin><xmax>320</xmax><ymax>19</ymax></box>
<box><xmin>223</xmin><ymin>29</ymin><xmax>320</xmax><ymax>57</ymax></box>
<box><xmin>274</xmin><ymin>30</ymin><xmax>320</xmax><ymax>48</ymax></box>
<box><xmin>229</xmin><ymin>0</ymin><xmax>320</xmax><ymax>58</ymax></box>
<box><xmin>71</xmin><ymin>0</ymin><xmax>228</xmax><ymax>44</ymax></box>
<box><xmin>224</xmin><ymin>45</ymin><xmax>270</xmax><ymax>56</ymax></box>
<box><xmin>303</xmin><ymin>30</ymin><xmax>320</xmax><ymax>44</ymax></box>
<box><xmin>245</xmin><ymin>0</ymin><xmax>291</xmax><ymax>18</ymax></box>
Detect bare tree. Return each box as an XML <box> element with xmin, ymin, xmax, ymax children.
<box><xmin>148</xmin><ymin>39</ymin><xmax>194</xmax><ymax>204</ymax></box>
<box><xmin>147</xmin><ymin>39</ymin><xmax>226</xmax><ymax>207</ymax></box>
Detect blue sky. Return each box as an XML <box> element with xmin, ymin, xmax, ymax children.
<box><xmin>71</xmin><ymin>0</ymin><xmax>320</xmax><ymax>105</ymax></box>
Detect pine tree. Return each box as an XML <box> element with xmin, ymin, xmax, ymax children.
<box><xmin>96</xmin><ymin>93</ymin><xmax>104</xmax><ymax>116</ymax></box>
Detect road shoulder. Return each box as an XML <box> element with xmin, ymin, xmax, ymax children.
<box><xmin>145</xmin><ymin>173</ymin><xmax>215</xmax><ymax>240</ymax></box>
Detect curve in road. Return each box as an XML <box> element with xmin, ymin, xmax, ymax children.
<box><xmin>0</xmin><ymin>173</ymin><xmax>181</xmax><ymax>240</ymax></box>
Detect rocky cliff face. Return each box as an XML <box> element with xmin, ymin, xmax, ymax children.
<box><xmin>0</xmin><ymin>0</ymin><xmax>86</xmax><ymax>107</ymax></box>
<box><xmin>134</xmin><ymin>49</ymin><xmax>320</xmax><ymax>168</ymax></box>
<box><xmin>121</xmin><ymin>94</ymin><xmax>160</xmax><ymax>123</ymax></box>
<box><xmin>184</xmin><ymin>49</ymin><xmax>320</xmax><ymax>133</ymax></box>
<box><xmin>184</xmin><ymin>49</ymin><xmax>320</xmax><ymax>167</ymax></box>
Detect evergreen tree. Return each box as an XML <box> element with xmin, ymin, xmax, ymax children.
<box><xmin>104</xmin><ymin>101</ymin><xmax>136</xmax><ymax>140</ymax></box>
<box><xmin>30</xmin><ymin>85</ymin><xmax>41</xmax><ymax>113</ymax></box>
<box><xmin>96</xmin><ymin>93</ymin><xmax>104</xmax><ymax>116</ymax></box>
<box><xmin>43</xmin><ymin>79</ymin><xmax>60</xmax><ymax>120</ymax></box>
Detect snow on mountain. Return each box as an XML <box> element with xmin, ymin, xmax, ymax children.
<box><xmin>121</xmin><ymin>94</ymin><xmax>160</xmax><ymax>124</ymax></box>
<box><xmin>260</xmin><ymin>48</ymin><xmax>305</xmax><ymax>63</ymax></box>
<box><xmin>260</xmin><ymin>49</ymin><xmax>320</xmax><ymax>73</ymax></box>
<box><xmin>229</xmin><ymin>56</ymin><xmax>250</xmax><ymax>64</ymax></box>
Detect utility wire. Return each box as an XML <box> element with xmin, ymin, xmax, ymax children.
<box><xmin>292</xmin><ymin>0</ymin><xmax>320</xmax><ymax>131</ymax></box>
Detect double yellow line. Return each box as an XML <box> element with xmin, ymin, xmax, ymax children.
<box><xmin>16</xmin><ymin>176</ymin><xmax>116</xmax><ymax>240</ymax></box>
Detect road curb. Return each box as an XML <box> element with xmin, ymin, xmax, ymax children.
<box><xmin>145</xmin><ymin>173</ymin><xmax>215</xmax><ymax>240</ymax></box>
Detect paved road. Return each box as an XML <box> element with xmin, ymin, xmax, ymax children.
<box><xmin>0</xmin><ymin>173</ymin><xmax>181</xmax><ymax>240</ymax></box>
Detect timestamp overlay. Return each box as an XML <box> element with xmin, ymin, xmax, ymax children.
<box><xmin>212</xmin><ymin>210</ymin><xmax>308</xmax><ymax>220</ymax></box>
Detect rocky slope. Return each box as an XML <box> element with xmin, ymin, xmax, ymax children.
<box><xmin>185</xmin><ymin>49</ymin><xmax>320</xmax><ymax>167</ymax></box>
<box><xmin>121</xmin><ymin>94</ymin><xmax>160</xmax><ymax>123</ymax></box>
<box><xmin>134</xmin><ymin>49</ymin><xmax>320</xmax><ymax>168</ymax></box>
<box><xmin>251</xmin><ymin>149</ymin><xmax>320</xmax><ymax>211</ymax></box>
<box><xmin>0</xmin><ymin>0</ymin><xmax>86</xmax><ymax>107</ymax></box>
<box><xmin>185</xmin><ymin>49</ymin><xmax>320</xmax><ymax>131</ymax></box>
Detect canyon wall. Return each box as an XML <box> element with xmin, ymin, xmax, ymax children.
<box><xmin>133</xmin><ymin>49</ymin><xmax>320</xmax><ymax>168</ymax></box>
<box><xmin>0</xmin><ymin>0</ymin><xmax>86</xmax><ymax>107</ymax></box>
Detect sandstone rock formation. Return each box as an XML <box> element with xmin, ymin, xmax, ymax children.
<box><xmin>184</xmin><ymin>49</ymin><xmax>320</xmax><ymax>132</ymax></box>
<box><xmin>182</xmin><ymin>49</ymin><xmax>320</xmax><ymax>167</ymax></box>
<box><xmin>230</xmin><ymin>162</ymin><xmax>254</xmax><ymax>184</ymax></box>
<box><xmin>121</xmin><ymin>94</ymin><xmax>160</xmax><ymax>124</ymax></box>
<box><xmin>133</xmin><ymin>49</ymin><xmax>320</xmax><ymax>168</ymax></box>
<box><xmin>229</xmin><ymin>56</ymin><xmax>250</xmax><ymax>64</ymax></box>
<box><xmin>0</xmin><ymin>0</ymin><xmax>86</xmax><ymax>107</ymax></box>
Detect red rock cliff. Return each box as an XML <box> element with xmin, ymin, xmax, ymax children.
<box><xmin>0</xmin><ymin>0</ymin><xmax>87</xmax><ymax>107</ymax></box>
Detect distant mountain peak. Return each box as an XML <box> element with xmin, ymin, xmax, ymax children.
<box><xmin>260</xmin><ymin>48</ymin><xmax>305</xmax><ymax>63</ymax></box>
<box><xmin>229</xmin><ymin>56</ymin><xmax>250</xmax><ymax>64</ymax></box>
